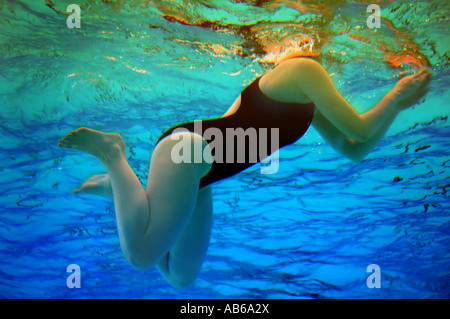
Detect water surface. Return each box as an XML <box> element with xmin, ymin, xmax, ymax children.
<box><xmin>0</xmin><ymin>0</ymin><xmax>449</xmax><ymax>298</ymax></box>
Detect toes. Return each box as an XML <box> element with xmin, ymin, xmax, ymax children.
<box><xmin>57</xmin><ymin>131</ymin><xmax>79</xmax><ymax>147</ymax></box>
<box><xmin>73</xmin><ymin>183</ymin><xmax>91</xmax><ymax>194</ymax></box>
<box><xmin>57</xmin><ymin>128</ymin><xmax>92</xmax><ymax>147</ymax></box>
<box><xmin>57</xmin><ymin>138</ymin><xmax>72</xmax><ymax>148</ymax></box>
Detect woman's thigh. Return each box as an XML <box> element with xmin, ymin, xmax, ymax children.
<box><xmin>139</xmin><ymin>132</ymin><xmax>212</xmax><ymax>264</ymax></box>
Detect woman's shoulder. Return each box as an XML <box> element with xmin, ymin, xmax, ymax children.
<box><xmin>260</xmin><ymin>57</ymin><xmax>322</xmax><ymax>103</ymax></box>
<box><xmin>277</xmin><ymin>56</ymin><xmax>323</xmax><ymax>72</ymax></box>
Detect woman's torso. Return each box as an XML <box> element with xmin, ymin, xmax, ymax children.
<box><xmin>156</xmin><ymin>58</ymin><xmax>316</xmax><ymax>188</ymax></box>
<box><xmin>221</xmin><ymin>58</ymin><xmax>313</xmax><ymax>119</ymax></box>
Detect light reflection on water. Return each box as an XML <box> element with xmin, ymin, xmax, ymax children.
<box><xmin>0</xmin><ymin>0</ymin><xmax>448</xmax><ymax>298</ymax></box>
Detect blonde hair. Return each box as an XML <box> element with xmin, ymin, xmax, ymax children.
<box><xmin>262</xmin><ymin>34</ymin><xmax>321</xmax><ymax>65</ymax></box>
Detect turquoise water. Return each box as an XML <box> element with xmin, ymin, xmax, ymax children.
<box><xmin>0</xmin><ymin>0</ymin><xmax>449</xmax><ymax>298</ymax></box>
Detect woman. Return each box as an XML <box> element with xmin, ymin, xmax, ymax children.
<box><xmin>58</xmin><ymin>56</ymin><xmax>431</xmax><ymax>288</ymax></box>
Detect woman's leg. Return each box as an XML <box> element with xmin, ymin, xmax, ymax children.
<box><xmin>75</xmin><ymin>172</ymin><xmax>214</xmax><ymax>288</ymax></box>
<box><xmin>156</xmin><ymin>185</ymin><xmax>213</xmax><ymax>288</ymax></box>
<box><xmin>72</xmin><ymin>173</ymin><xmax>213</xmax><ymax>288</ymax></box>
<box><xmin>58</xmin><ymin>127</ymin><xmax>213</xmax><ymax>286</ymax></box>
<box><xmin>72</xmin><ymin>174</ymin><xmax>113</xmax><ymax>197</ymax></box>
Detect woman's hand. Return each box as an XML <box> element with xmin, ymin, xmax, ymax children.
<box><xmin>391</xmin><ymin>67</ymin><xmax>432</xmax><ymax>111</ymax></box>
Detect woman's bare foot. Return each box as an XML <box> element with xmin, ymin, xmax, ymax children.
<box><xmin>73</xmin><ymin>174</ymin><xmax>113</xmax><ymax>197</ymax></box>
<box><xmin>58</xmin><ymin>127</ymin><xmax>125</xmax><ymax>163</ymax></box>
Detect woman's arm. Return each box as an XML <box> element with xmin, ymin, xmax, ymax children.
<box><xmin>294</xmin><ymin>59</ymin><xmax>431</xmax><ymax>143</ymax></box>
<box><xmin>312</xmin><ymin>108</ymin><xmax>399</xmax><ymax>162</ymax></box>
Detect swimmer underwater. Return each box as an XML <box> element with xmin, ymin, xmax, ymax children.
<box><xmin>58</xmin><ymin>46</ymin><xmax>432</xmax><ymax>288</ymax></box>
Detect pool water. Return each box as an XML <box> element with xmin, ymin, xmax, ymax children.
<box><xmin>0</xmin><ymin>0</ymin><xmax>449</xmax><ymax>298</ymax></box>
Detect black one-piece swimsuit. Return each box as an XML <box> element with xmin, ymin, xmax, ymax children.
<box><xmin>156</xmin><ymin>76</ymin><xmax>315</xmax><ymax>189</ymax></box>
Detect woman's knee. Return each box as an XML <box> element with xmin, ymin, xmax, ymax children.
<box><xmin>123</xmin><ymin>246</ymin><xmax>158</xmax><ymax>270</ymax></box>
<box><xmin>157</xmin><ymin>253</ymin><xmax>202</xmax><ymax>289</ymax></box>
<box><xmin>166</xmin><ymin>269</ymin><xmax>199</xmax><ymax>289</ymax></box>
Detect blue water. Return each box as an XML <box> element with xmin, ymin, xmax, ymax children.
<box><xmin>0</xmin><ymin>0</ymin><xmax>449</xmax><ymax>298</ymax></box>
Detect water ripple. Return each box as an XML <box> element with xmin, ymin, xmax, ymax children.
<box><xmin>0</xmin><ymin>0</ymin><xmax>449</xmax><ymax>299</ymax></box>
